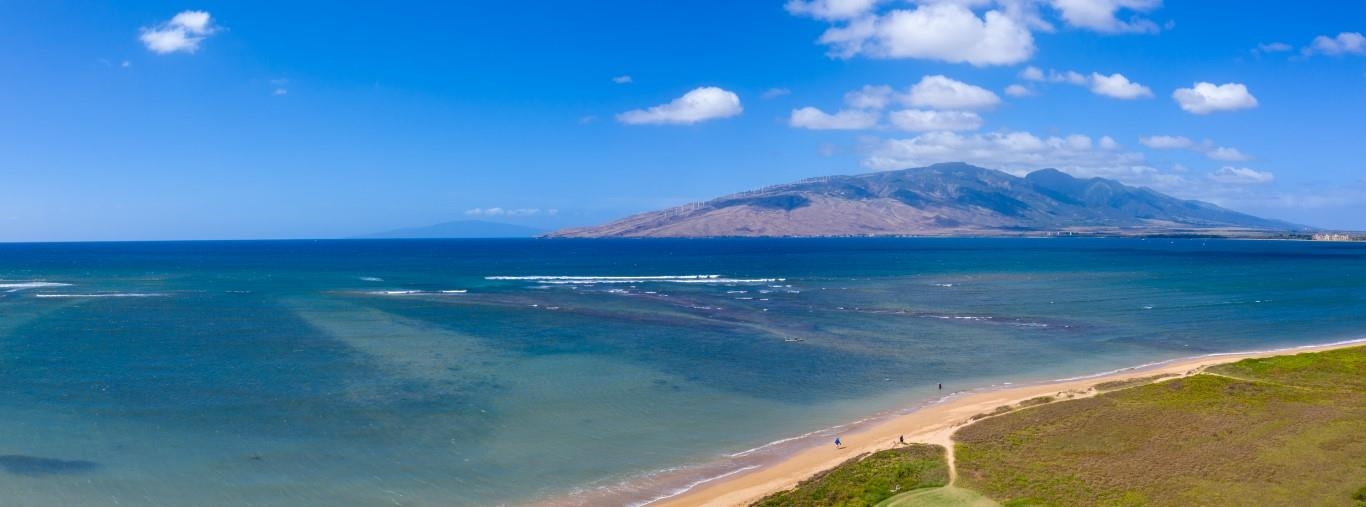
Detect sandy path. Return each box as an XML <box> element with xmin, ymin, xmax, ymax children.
<box><xmin>651</xmin><ymin>339</ymin><xmax>1365</xmax><ymax>507</ymax></box>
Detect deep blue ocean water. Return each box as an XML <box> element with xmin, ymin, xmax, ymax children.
<box><xmin>1</xmin><ymin>238</ymin><xmax>1364</xmax><ymax>505</ymax></box>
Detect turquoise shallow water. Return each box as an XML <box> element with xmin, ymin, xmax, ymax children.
<box><xmin>1</xmin><ymin>238</ymin><xmax>1364</xmax><ymax>506</ymax></box>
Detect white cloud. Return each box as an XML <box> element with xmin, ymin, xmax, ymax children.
<box><xmin>1055</xmin><ymin>70</ymin><xmax>1088</xmax><ymax>85</ymax></box>
<box><xmin>817</xmin><ymin>3</ymin><xmax>1035</xmax><ymax>66</ymax></box>
<box><xmin>1205</xmin><ymin>146</ymin><xmax>1249</xmax><ymax>162</ymax></box>
<box><xmin>1049</xmin><ymin>0</ymin><xmax>1162</xmax><ymax>34</ymax></box>
<box><xmin>794</xmin><ymin>1</ymin><xmax>1169</xmax><ymax>67</ymax></box>
<box><xmin>120</xmin><ymin>60</ymin><xmax>132</xmax><ymax>68</ymax></box>
<box><xmin>140</xmin><ymin>10</ymin><xmax>218</xmax><ymax>54</ymax></box>
<box><xmin>272</xmin><ymin>88</ymin><xmax>288</xmax><ymax>96</ymax></box>
<box><xmin>1026</xmin><ymin>67</ymin><xmax>1087</xmax><ymax>85</ymax></box>
<box><xmin>785</xmin><ymin>0</ymin><xmax>883</xmax><ymax>21</ymax></box>
<box><xmin>790</xmin><ymin>107</ymin><xmax>881</xmax><ymax>130</ymax></box>
<box><xmin>1140</xmin><ymin>135</ymin><xmax>1250</xmax><ymax>161</ymax></box>
<box><xmin>844</xmin><ymin>84</ymin><xmax>895</xmax><ymax>109</ymax></box>
<box><xmin>1088</xmin><ymin>72</ymin><xmax>1152</xmax><ymax>99</ymax></box>
<box><xmin>761</xmin><ymin>87</ymin><xmax>792</xmax><ymax>99</ymax></box>
<box><xmin>1139</xmin><ymin>135</ymin><xmax>1193</xmax><ymax>149</ymax></box>
<box><xmin>1209</xmin><ymin>167</ymin><xmax>1274</xmax><ymax>184</ymax></box>
<box><xmin>1172</xmin><ymin>82</ymin><xmax>1257</xmax><ymax>114</ymax></box>
<box><xmin>612</xmin><ymin>75</ymin><xmax>633</xmax><ymax>84</ymax></box>
<box><xmin>616</xmin><ymin>87</ymin><xmax>743</xmax><ymax>125</ymax></box>
<box><xmin>865</xmin><ymin>130</ymin><xmax>1145</xmax><ymax>176</ymax></box>
<box><xmin>905</xmin><ymin>75</ymin><xmax>1001</xmax><ymax>110</ymax></box>
<box><xmin>887</xmin><ymin>109</ymin><xmax>984</xmax><ymax>131</ymax></box>
<box><xmin>1255</xmin><ymin>42</ymin><xmax>1293</xmax><ymax>54</ymax></box>
<box><xmin>578</xmin><ymin>115</ymin><xmax>597</xmax><ymax>124</ymax></box>
<box><xmin>1004</xmin><ymin>84</ymin><xmax>1034</xmax><ymax>97</ymax></box>
<box><xmin>1304</xmin><ymin>32</ymin><xmax>1366</xmax><ymax>56</ymax></box>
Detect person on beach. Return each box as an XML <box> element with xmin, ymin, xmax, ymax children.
<box><xmin>938</xmin><ymin>383</ymin><xmax>942</xmax><ymax>390</ymax></box>
<box><xmin>899</xmin><ymin>435</ymin><xmax>905</xmax><ymax>445</ymax></box>
<box><xmin>834</xmin><ymin>437</ymin><xmax>842</xmax><ymax>448</ymax></box>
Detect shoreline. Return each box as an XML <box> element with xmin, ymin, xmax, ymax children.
<box><xmin>644</xmin><ymin>337</ymin><xmax>1366</xmax><ymax>507</ymax></box>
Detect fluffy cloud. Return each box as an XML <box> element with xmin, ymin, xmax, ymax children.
<box><xmin>1205</xmin><ymin>146</ymin><xmax>1249</xmax><ymax>162</ymax></box>
<box><xmin>864</xmin><ymin>130</ymin><xmax>1144</xmax><ymax>174</ymax></box>
<box><xmin>140</xmin><ymin>11</ymin><xmax>217</xmax><ymax>54</ymax></box>
<box><xmin>1304</xmin><ymin>32</ymin><xmax>1366</xmax><ymax>56</ymax></box>
<box><xmin>1172</xmin><ymin>82</ymin><xmax>1258</xmax><ymax>114</ymax></box>
<box><xmin>785</xmin><ymin>0</ymin><xmax>883</xmax><ymax>20</ymax></box>
<box><xmin>1140</xmin><ymin>135</ymin><xmax>1250</xmax><ymax>161</ymax></box>
<box><xmin>612</xmin><ymin>75</ymin><xmax>633</xmax><ymax>84</ymax></box>
<box><xmin>616</xmin><ymin>87</ymin><xmax>743</xmax><ymax>125</ymax></box>
<box><xmin>1208</xmin><ymin>167</ymin><xmax>1274</xmax><ymax>184</ymax></box>
<box><xmin>790</xmin><ymin>107</ymin><xmax>881</xmax><ymax>130</ymax></box>
<box><xmin>818</xmin><ymin>3</ymin><xmax>1035</xmax><ymax>66</ymax></box>
<box><xmin>887</xmin><ymin>109</ymin><xmax>984</xmax><ymax>131</ymax></box>
<box><xmin>793</xmin><ymin>1</ymin><xmax>1167</xmax><ymax>66</ymax></box>
<box><xmin>1004</xmin><ymin>84</ymin><xmax>1033</xmax><ymax>97</ymax></box>
<box><xmin>905</xmin><ymin>75</ymin><xmax>1001</xmax><ymax>110</ymax></box>
<box><xmin>1023</xmin><ymin>67</ymin><xmax>1151</xmax><ymax>99</ymax></box>
<box><xmin>1088</xmin><ymin>72</ymin><xmax>1152</xmax><ymax>99</ymax></box>
<box><xmin>1049</xmin><ymin>0</ymin><xmax>1162</xmax><ymax>33</ymax></box>
<box><xmin>1021</xmin><ymin>66</ymin><xmax>1087</xmax><ymax>85</ymax></box>
<box><xmin>844</xmin><ymin>85</ymin><xmax>896</xmax><ymax>109</ymax></box>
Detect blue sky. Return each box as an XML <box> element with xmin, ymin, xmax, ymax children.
<box><xmin>1</xmin><ymin>1</ymin><xmax>1363</xmax><ymax>241</ymax></box>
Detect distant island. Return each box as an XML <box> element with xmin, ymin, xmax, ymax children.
<box><xmin>547</xmin><ymin>163</ymin><xmax>1309</xmax><ymax>238</ymax></box>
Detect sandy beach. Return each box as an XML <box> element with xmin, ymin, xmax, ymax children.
<box><xmin>652</xmin><ymin>338</ymin><xmax>1366</xmax><ymax>507</ymax></box>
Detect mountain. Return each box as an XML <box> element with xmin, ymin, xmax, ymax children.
<box><xmin>546</xmin><ymin>163</ymin><xmax>1305</xmax><ymax>238</ymax></box>
<box><xmin>363</xmin><ymin>220</ymin><xmax>546</xmax><ymax>239</ymax></box>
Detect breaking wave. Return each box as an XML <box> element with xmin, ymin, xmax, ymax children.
<box><xmin>486</xmin><ymin>275</ymin><xmax>783</xmax><ymax>285</ymax></box>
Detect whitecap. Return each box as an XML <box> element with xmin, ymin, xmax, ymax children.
<box><xmin>33</xmin><ymin>293</ymin><xmax>166</xmax><ymax>298</ymax></box>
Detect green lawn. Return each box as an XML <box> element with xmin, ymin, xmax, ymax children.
<box><xmin>954</xmin><ymin>346</ymin><xmax>1366</xmax><ymax>507</ymax></box>
<box><xmin>751</xmin><ymin>444</ymin><xmax>949</xmax><ymax>507</ymax></box>
<box><xmin>876</xmin><ymin>486</ymin><xmax>1000</xmax><ymax>507</ymax></box>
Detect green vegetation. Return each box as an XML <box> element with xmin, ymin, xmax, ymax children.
<box><xmin>751</xmin><ymin>444</ymin><xmax>949</xmax><ymax>507</ymax></box>
<box><xmin>954</xmin><ymin>346</ymin><xmax>1366</xmax><ymax>507</ymax></box>
<box><xmin>1017</xmin><ymin>395</ymin><xmax>1055</xmax><ymax>408</ymax></box>
<box><xmin>875</xmin><ymin>486</ymin><xmax>999</xmax><ymax>507</ymax></box>
<box><xmin>1092</xmin><ymin>373</ymin><xmax>1177</xmax><ymax>392</ymax></box>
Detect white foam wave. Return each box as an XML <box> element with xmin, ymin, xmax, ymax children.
<box><xmin>486</xmin><ymin>275</ymin><xmax>783</xmax><ymax>285</ymax></box>
<box><xmin>33</xmin><ymin>293</ymin><xmax>166</xmax><ymax>298</ymax></box>
<box><xmin>367</xmin><ymin>290</ymin><xmax>467</xmax><ymax>296</ymax></box>
<box><xmin>359</xmin><ymin>277</ymin><xmax>384</xmax><ymax>282</ymax></box>
<box><xmin>1</xmin><ymin>282</ymin><xmax>72</xmax><ymax>292</ymax></box>
<box><xmin>1050</xmin><ymin>337</ymin><xmax>1366</xmax><ymax>382</ymax></box>
<box><xmin>629</xmin><ymin>465</ymin><xmax>762</xmax><ymax>507</ymax></box>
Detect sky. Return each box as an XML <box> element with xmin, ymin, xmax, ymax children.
<box><xmin>1</xmin><ymin>0</ymin><xmax>1364</xmax><ymax>241</ymax></box>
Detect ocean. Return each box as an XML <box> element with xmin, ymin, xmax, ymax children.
<box><xmin>1</xmin><ymin>238</ymin><xmax>1363</xmax><ymax>506</ymax></box>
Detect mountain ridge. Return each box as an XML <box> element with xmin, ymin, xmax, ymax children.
<box><xmin>546</xmin><ymin>163</ymin><xmax>1305</xmax><ymax>238</ymax></box>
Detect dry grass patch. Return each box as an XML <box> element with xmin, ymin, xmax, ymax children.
<box><xmin>954</xmin><ymin>346</ymin><xmax>1366</xmax><ymax>507</ymax></box>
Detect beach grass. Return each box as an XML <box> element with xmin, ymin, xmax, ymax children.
<box><xmin>751</xmin><ymin>444</ymin><xmax>949</xmax><ymax>507</ymax></box>
<box><xmin>1091</xmin><ymin>373</ymin><xmax>1177</xmax><ymax>392</ymax></box>
<box><xmin>953</xmin><ymin>346</ymin><xmax>1366</xmax><ymax>506</ymax></box>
